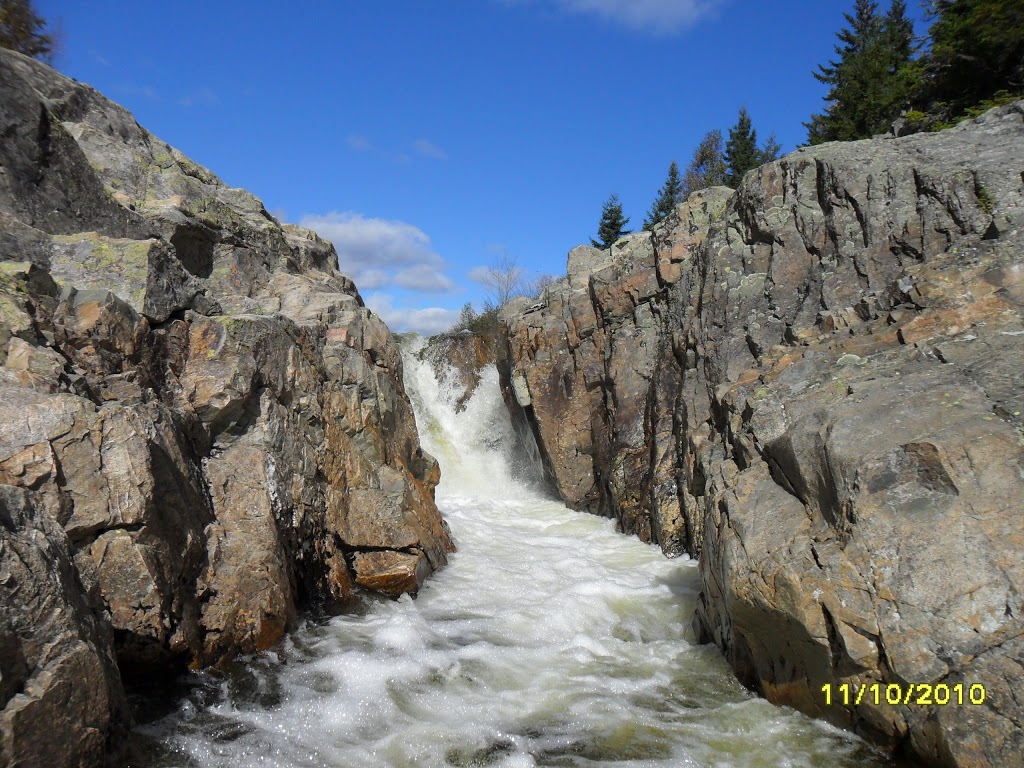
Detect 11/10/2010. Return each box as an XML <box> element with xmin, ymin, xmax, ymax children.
<box><xmin>821</xmin><ymin>682</ymin><xmax>986</xmax><ymax>707</ymax></box>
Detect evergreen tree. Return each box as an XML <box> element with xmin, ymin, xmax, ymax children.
<box><xmin>643</xmin><ymin>161</ymin><xmax>684</xmax><ymax>230</ymax></box>
<box><xmin>759</xmin><ymin>131</ymin><xmax>783</xmax><ymax>163</ymax></box>
<box><xmin>0</xmin><ymin>0</ymin><xmax>53</xmax><ymax>60</ymax></box>
<box><xmin>922</xmin><ymin>0</ymin><xmax>1024</xmax><ymax>116</ymax></box>
<box><xmin>881</xmin><ymin>0</ymin><xmax>923</xmax><ymax>115</ymax></box>
<box><xmin>806</xmin><ymin>0</ymin><xmax>916</xmax><ymax>143</ymax></box>
<box><xmin>724</xmin><ymin>108</ymin><xmax>760</xmax><ymax>188</ymax></box>
<box><xmin>886</xmin><ymin>0</ymin><xmax>915</xmax><ymax>63</ymax></box>
<box><xmin>592</xmin><ymin>194</ymin><xmax>631</xmax><ymax>249</ymax></box>
<box><xmin>681</xmin><ymin>130</ymin><xmax>727</xmax><ymax>198</ymax></box>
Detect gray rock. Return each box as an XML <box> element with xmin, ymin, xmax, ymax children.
<box><xmin>1</xmin><ymin>47</ymin><xmax>454</xmax><ymax>765</ymax></box>
<box><xmin>0</xmin><ymin>485</ymin><xmax>129</xmax><ymax>768</ymax></box>
<box><xmin>500</xmin><ymin>101</ymin><xmax>1024</xmax><ymax>766</ymax></box>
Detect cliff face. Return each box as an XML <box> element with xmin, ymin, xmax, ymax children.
<box><xmin>500</xmin><ymin>103</ymin><xmax>1024</xmax><ymax>766</ymax></box>
<box><xmin>0</xmin><ymin>49</ymin><xmax>453</xmax><ymax>763</ymax></box>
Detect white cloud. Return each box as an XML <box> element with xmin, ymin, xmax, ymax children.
<box><xmin>503</xmin><ymin>0</ymin><xmax>722</xmax><ymax>33</ymax></box>
<box><xmin>363</xmin><ymin>292</ymin><xmax>460</xmax><ymax>336</ymax></box>
<box><xmin>298</xmin><ymin>211</ymin><xmax>457</xmax><ymax>294</ymax></box>
<box><xmin>355</xmin><ymin>269</ymin><xmax>391</xmax><ymax>290</ymax></box>
<box><xmin>468</xmin><ymin>265</ymin><xmax>492</xmax><ymax>284</ymax></box>
<box><xmin>346</xmin><ymin>134</ymin><xmax>373</xmax><ymax>151</ymax></box>
<box><xmin>179</xmin><ymin>87</ymin><xmax>219</xmax><ymax>108</ymax></box>
<box><xmin>341</xmin><ymin>136</ymin><xmax>447</xmax><ymax>163</ymax></box>
<box><xmin>118</xmin><ymin>84</ymin><xmax>161</xmax><ymax>102</ymax></box>
<box><xmin>301</xmin><ymin>211</ymin><xmax>433</xmax><ymax>269</ymax></box>
<box><xmin>413</xmin><ymin>139</ymin><xmax>448</xmax><ymax>160</ymax></box>
<box><xmin>394</xmin><ymin>265</ymin><xmax>457</xmax><ymax>292</ymax></box>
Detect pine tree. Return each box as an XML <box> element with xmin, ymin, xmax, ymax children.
<box><xmin>886</xmin><ymin>0</ymin><xmax>915</xmax><ymax>63</ymax></box>
<box><xmin>724</xmin><ymin>108</ymin><xmax>760</xmax><ymax>189</ymax></box>
<box><xmin>0</xmin><ymin>0</ymin><xmax>53</xmax><ymax>60</ymax></box>
<box><xmin>643</xmin><ymin>161</ymin><xmax>684</xmax><ymax>230</ymax></box>
<box><xmin>881</xmin><ymin>0</ymin><xmax>921</xmax><ymax>115</ymax></box>
<box><xmin>681</xmin><ymin>130</ymin><xmax>727</xmax><ymax>199</ymax></box>
<box><xmin>592</xmin><ymin>194</ymin><xmax>631</xmax><ymax>249</ymax></box>
<box><xmin>759</xmin><ymin>131</ymin><xmax>783</xmax><ymax>163</ymax></box>
<box><xmin>922</xmin><ymin>0</ymin><xmax>1024</xmax><ymax>117</ymax></box>
<box><xmin>805</xmin><ymin>0</ymin><xmax>916</xmax><ymax>144</ymax></box>
<box><xmin>806</xmin><ymin>0</ymin><xmax>883</xmax><ymax>143</ymax></box>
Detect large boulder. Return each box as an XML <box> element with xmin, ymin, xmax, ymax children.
<box><xmin>499</xmin><ymin>102</ymin><xmax>1024</xmax><ymax>766</ymax></box>
<box><xmin>0</xmin><ymin>48</ymin><xmax>453</xmax><ymax>763</ymax></box>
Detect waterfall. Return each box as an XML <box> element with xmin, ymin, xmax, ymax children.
<box><xmin>135</xmin><ymin>338</ymin><xmax>893</xmax><ymax>767</ymax></box>
<box><xmin>401</xmin><ymin>335</ymin><xmax>547</xmax><ymax>500</ymax></box>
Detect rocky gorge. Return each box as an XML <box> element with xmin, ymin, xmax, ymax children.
<box><xmin>498</xmin><ymin>102</ymin><xmax>1024</xmax><ymax>766</ymax></box>
<box><xmin>3</xmin><ymin>41</ymin><xmax>1024</xmax><ymax>768</ymax></box>
<box><xmin>0</xmin><ymin>48</ymin><xmax>453</xmax><ymax>766</ymax></box>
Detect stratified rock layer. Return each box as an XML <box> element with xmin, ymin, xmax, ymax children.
<box><xmin>0</xmin><ymin>49</ymin><xmax>452</xmax><ymax>763</ymax></box>
<box><xmin>499</xmin><ymin>103</ymin><xmax>1024</xmax><ymax>766</ymax></box>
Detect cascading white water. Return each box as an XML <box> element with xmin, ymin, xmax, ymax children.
<box><xmin>402</xmin><ymin>336</ymin><xmax>544</xmax><ymax>499</ymax></box>
<box><xmin>138</xmin><ymin>338</ymin><xmax>892</xmax><ymax>767</ymax></box>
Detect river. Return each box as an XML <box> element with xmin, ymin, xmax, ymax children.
<box><xmin>136</xmin><ymin>340</ymin><xmax>892</xmax><ymax>767</ymax></box>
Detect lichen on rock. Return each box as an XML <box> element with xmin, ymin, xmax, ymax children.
<box><xmin>0</xmin><ymin>47</ymin><xmax>453</xmax><ymax>764</ymax></box>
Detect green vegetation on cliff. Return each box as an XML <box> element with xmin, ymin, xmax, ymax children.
<box><xmin>681</xmin><ymin>130</ymin><xmax>727</xmax><ymax>199</ymax></box>
<box><xmin>643</xmin><ymin>161</ymin><xmax>684</xmax><ymax>231</ymax></box>
<box><xmin>592</xmin><ymin>193</ymin><xmax>632</xmax><ymax>249</ymax></box>
<box><xmin>725</xmin><ymin>108</ymin><xmax>783</xmax><ymax>188</ymax></box>
<box><xmin>924</xmin><ymin>0</ymin><xmax>1024</xmax><ymax>118</ymax></box>
<box><xmin>807</xmin><ymin>0</ymin><xmax>1024</xmax><ymax>141</ymax></box>
<box><xmin>0</xmin><ymin>0</ymin><xmax>53</xmax><ymax>60</ymax></box>
<box><xmin>806</xmin><ymin>0</ymin><xmax>916</xmax><ymax>144</ymax></box>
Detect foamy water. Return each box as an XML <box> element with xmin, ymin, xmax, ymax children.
<box><xmin>136</xmin><ymin>338</ymin><xmax>890</xmax><ymax>767</ymax></box>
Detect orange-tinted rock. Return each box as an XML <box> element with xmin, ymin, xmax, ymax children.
<box><xmin>352</xmin><ymin>550</ymin><xmax>433</xmax><ymax>596</ymax></box>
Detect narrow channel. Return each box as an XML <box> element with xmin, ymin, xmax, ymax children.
<box><xmin>138</xmin><ymin>341</ymin><xmax>891</xmax><ymax>767</ymax></box>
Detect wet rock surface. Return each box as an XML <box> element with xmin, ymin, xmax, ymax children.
<box><xmin>416</xmin><ymin>331</ymin><xmax>498</xmax><ymax>412</ymax></box>
<box><xmin>1</xmin><ymin>48</ymin><xmax>453</xmax><ymax>762</ymax></box>
<box><xmin>500</xmin><ymin>102</ymin><xmax>1024</xmax><ymax>766</ymax></box>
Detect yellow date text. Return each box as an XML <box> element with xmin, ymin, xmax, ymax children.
<box><xmin>820</xmin><ymin>682</ymin><xmax>986</xmax><ymax>707</ymax></box>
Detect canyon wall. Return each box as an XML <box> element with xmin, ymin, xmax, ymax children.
<box><xmin>499</xmin><ymin>103</ymin><xmax>1024</xmax><ymax>767</ymax></box>
<box><xmin>0</xmin><ymin>49</ymin><xmax>453</xmax><ymax>764</ymax></box>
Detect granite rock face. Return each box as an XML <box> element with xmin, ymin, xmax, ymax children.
<box><xmin>0</xmin><ymin>48</ymin><xmax>453</xmax><ymax>762</ymax></box>
<box><xmin>499</xmin><ymin>188</ymin><xmax>734</xmax><ymax>552</ymax></box>
<box><xmin>0</xmin><ymin>486</ymin><xmax>129</xmax><ymax>768</ymax></box>
<box><xmin>499</xmin><ymin>103</ymin><xmax>1024</xmax><ymax>766</ymax></box>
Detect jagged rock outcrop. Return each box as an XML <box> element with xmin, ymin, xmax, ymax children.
<box><xmin>499</xmin><ymin>102</ymin><xmax>1024</xmax><ymax>766</ymax></box>
<box><xmin>0</xmin><ymin>485</ymin><xmax>129</xmax><ymax>768</ymax></box>
<box><xmin>1</xmin><ymin>49</ymin><xmax>453</xmax><ymax>763</ymax></box>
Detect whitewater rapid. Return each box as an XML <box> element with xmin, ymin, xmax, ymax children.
<box><xmin>138</xmin><ymin>338</ymin><xmax>890</xmax><ymax>767</ymax></box>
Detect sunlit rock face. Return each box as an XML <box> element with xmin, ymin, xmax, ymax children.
<box><xmin>0</xmin><ymin>48</ymin><xmax>453</xmax><ymax>764</ymax></box>
<box><xmin>499</xmin><ymin>102</ymin><xmax>1024</xmax><ymax>767</ymax></box>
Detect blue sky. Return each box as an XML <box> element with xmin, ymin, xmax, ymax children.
<box><xmin>40</xmin><ymin>0</ymin><xmax>927</xmax><ymax>334</ymax></box>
